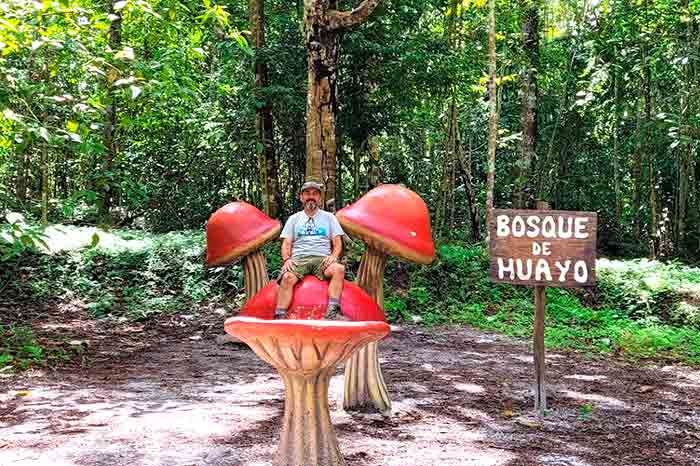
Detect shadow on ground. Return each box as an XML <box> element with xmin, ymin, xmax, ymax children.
<box><xmin>1</xmin><ymin>315</ymin><xmax>699</xmax><ymax>466</ymax></box>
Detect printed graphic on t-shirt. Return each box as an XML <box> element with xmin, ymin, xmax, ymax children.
<box><xmin>296</xmin><ymin>218</ymin><xmax>327</xmax><ymax>238</ymax></box>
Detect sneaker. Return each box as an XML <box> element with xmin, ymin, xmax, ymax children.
<box><xmin>325</xmin><ymin>304</ymin><xmax>349</xmax><ymax>321</ymax></box>
<box><xmin>273</xmin><ymin>309</ymin><xmax>286</xmax><ymax>320</ymax></box>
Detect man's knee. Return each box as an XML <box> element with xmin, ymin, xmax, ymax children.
<box><xmin>331</xmin><ymin>263</ymin><xmax>345</xmax><ymax>278</ymax></box>
<box><xmin>280</xmin><ymin>272</ymin><xmax>298</xmax><ymax>288</ymax></box>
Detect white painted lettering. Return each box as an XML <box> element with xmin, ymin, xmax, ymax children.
<box><xmin>516</xmin><ymin>259</ymin><xmax>533</xmax><ymax>280</ymax></box>
<box><xmin>535</xmin><ymin>259</ymin><xmax>553</xmax><ymax>281</ymax></box>
<box><xmin>542</xmin><ymin>242</ymin><xmax>551</xmax><ymax>255</ymax></box>
<box><xmin>558</xmin><ymin>216</ymin><xmax>573</xmax><ymax>239</ymax></box>
<box><xmin>574</xmin><ymin>260</ymin><xmax>588</xmax><ymax>283</ymax></box>
<box><xmin>541</xmin><ymin>216</ymin><xmax>556</xmax><ymax>238</ymax></box>
<box><xmin>496</xmin><ymin>215</ymin><xmax>510</xmax><ymax>237</ymax></box>
<box><xmin>512</xmin><ymin>216</ymin><xmax>525</xmax><ymax>237</ymax></box>
<box><xmin>555</xmin><ymin>260</ymin><xmax>571</xmax><ymax>282</ymax></box>
<box><xmin>574</xmin><ymin>217</ymin><xmax>589</xmax><ymax>239</ymax></box>
<box><xmin>526</xmin><ymin>216</ymin><xmax>540</xmax><ymax>238</ymax></box>
<box><xmin>498</xmin><ymin>258</ymin><xmax>515</xmax><ymax>280</ymax></box>
<box><xmin>532</xmin><ymin>242</ymin><xmax>542</xmax><ymax>255</ymax></box>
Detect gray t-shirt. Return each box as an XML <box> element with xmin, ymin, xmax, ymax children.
<box><xmin>281</xmin><ymin>210</ymin><xmax>345</xmax><ymax>258</ymax></box>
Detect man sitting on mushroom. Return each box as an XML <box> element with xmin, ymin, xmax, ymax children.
<box><xmin>275</xmin><ymin>180</ymin><xmax>346</xmax><ymax>319</ymax></box>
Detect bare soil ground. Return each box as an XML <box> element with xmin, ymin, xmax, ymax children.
<box><xmin>1</xmin><ymin>302</ymin><xmax>699</xmax><ymax>466</ymax></box>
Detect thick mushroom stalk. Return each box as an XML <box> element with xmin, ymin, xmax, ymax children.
<box><xmin>343</xmin><ymin>247</ymin><xmax>390</xmax><ymax>414</ymax></box>
<box><xmin>206</xmin><ymin>201</ymin><xmax>281</xmax><ymax>300</ymax></box>
<box><xmin>337</xmin><ymin>184</ymin><xmax>435</xmax><ymax>415</ymax></box>
<box><xmin>225</xmin><ymin>317</ymin><xmax>390</xmax><ymax>466</ymax></box>
<box><xmin>242</xmin><ymin>249</ymin><xmax>269</xmax><ymax>299</ymax></box>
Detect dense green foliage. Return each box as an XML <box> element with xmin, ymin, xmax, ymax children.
<box><xmin>384</xmin><ymin>243</ymin><xmax>700</xmax><ymax>363</ymax></box>
<box><xmin>2</xmin><ymin>228</ymin><xmax>699</xmax><ymax>370</ymax></box>
<box><xmin>1</xmin><ymin>0</ymin><xmax>698</xmax><ymax>257</ymax></box>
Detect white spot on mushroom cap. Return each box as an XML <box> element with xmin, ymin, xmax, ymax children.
<box><xmin>410</xmin><ymin>231</ymin><xmax>417</xmax><ymax>237</ymax></box>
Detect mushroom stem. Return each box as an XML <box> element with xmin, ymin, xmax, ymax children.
<box><xmin>243</xmin><ymin>249</ymin><xmax>270</xmax><ymax>300</ymax></box>
<box><xmin>343</xmin><ymin>247</ymin><xmax>391</xmax><ymax>415</ymax></box>
<box><xmin>277</xmin><ymin>368</ymin><xmax>345</xmax><ymax>466</ymax></box>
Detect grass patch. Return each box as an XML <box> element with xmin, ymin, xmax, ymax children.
<box><xmin>3</xmin><ymin>229</ymin><xmax>244</xmax><ymax>320</ymax></box>
<box><xmin>385</xmin><ymin>243</ymin><xmax>700</xmax><ymax>365</ymax></box>
<box><xmin>0</xmin><ymin>325</ymin><xmax>79</xmax><ymax>372</ymax></box>
<box><xmin>3</xmin><ymin>224</ymin><xmax>700</xmax><ymax>366</ymax></box>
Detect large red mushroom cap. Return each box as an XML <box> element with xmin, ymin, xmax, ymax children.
<box><xmin>336</xmin><ymin>184</ymin><xmax>435</xmax><ymax>264</ymax></box>
<box><xmin>241</xmin><ymin>276</ymin><xmax>385</xmax><ymax>321</ymax></box>
<box><xmin>224</xmin><ymin>317</ymin><xmax>390</xmax><ymax>372</ymax></box>
<box><xmin>206</xmin><ymin>201</ymin><xmax>281</xmax><ymax>266</ymax></box>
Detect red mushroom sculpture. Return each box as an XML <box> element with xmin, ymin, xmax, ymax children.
<box><xmin>336</xmin><ymin>184</ymin><xmax>435</xmax><ymax>415</ymax></box>
<box><xmin>226</xmin><ymin>277</ymin><xmax>389</xmax><ymax>466</ymax></box>
<box><xmin>206</xmin><ymin>201</ymin><xmax>281</xmax><ymax>299</ymax></box>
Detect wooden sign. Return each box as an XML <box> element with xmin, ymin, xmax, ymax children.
<box><xmin>489</xmin><ymin>209</ymin><xmax>597</xmax><ymax>288</ymax></box>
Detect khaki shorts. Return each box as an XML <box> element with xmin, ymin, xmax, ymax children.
<box><xmin>277</xmin><ymin>256</ymin><xmax>328</xmax><ymax>283</ymax></box>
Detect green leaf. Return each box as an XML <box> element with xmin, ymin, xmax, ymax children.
<box><xmin>130</xmin><ymin>85</ymin><xmax>142</xmax><ymax>99</ymax></box>
<box><xmin>38</xmin><ymin>127</ymin><xmax>49</xmax><ymax>142</ymax></box>
<box><xmin>90</xmin><ymin>233</ymin><xmax>100</xmax><ymax>248</ymax></box>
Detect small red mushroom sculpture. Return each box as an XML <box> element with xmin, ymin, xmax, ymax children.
<box><xmin>226</xmin><ymin>277</ymin><xmax>389</xmax><ymax>466</ymax></box>
<box><xmin>336</xmin><ymin>184</ymin><xmax>435</xmax><ymax>415</ymax></box>
<box><xmin>206</xmin><ymin>201</ymin><xmax>281</xmax><ymax>299</ymax></box>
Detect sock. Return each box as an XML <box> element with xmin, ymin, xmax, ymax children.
<box><xmin>327</xmin><ymin>298</ymin><xmax>340</xmax><ymax>308</ymax></box>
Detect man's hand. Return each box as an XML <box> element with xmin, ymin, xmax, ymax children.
<box><xmin>281</xmin><ymin>258</ymin><xmax>295</xmax><ymax>273</ymax></box>
<box><xmin>321</xmin><ymin>255</ymin><xmax>338</xmax><ymax>271</ymax></box>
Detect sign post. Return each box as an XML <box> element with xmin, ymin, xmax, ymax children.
<box><xmin>489</xmin><ymin>206</ymin><xmax>597</xmax><ymax>416</ymax></box>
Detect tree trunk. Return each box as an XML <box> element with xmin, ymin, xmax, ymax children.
<box><xmin>485</xmin><ymin>0</ymin><xmax>498</xmax><ymax>234</ymax></box>
<box><xmin>633</xmin><ymin>95</ymin><xmax>643</xmax><ymax>243</ymax></box>
<box><xmin>613</xmin><ymin>58</ymin><xmax>622</xmax><ymax>234</ymax></box>
<box><xmin>41</xmin><ymin>143</ymin><xmax>48</xmax><ymax>226</ymax></box>
<box><xmin>101</xmin><ymin>0</ymin><xmax>122</xmax><ymax>222</ymax></box>
<box><xmin>642</xmin><ymin>43</ymin><xmax>656</xmax><ymax>257</ymax></box>
<box><xmin>15</xmin><ymin>148</ymin><xmax>28</xmax><ymax>203</ymax></box>
<box><xmin>367</xmin><ymin>136</ymin><xmax>381</xmax><ymax>190</ymax></box>
<box><xmin>513</xmin><ymin>0</ymin><xmax>539</xmax><ymax>209</ymax></box>
<box><xmin>457</xmin><ymin>136</ymin><xmax>480</xmax><ymax>241</ymax></box>
<box><xmin>676</xmin><ymin>3</ymin><xmax>694</xmax><ymax>251</ymax></box>
<box><xmin>304</xmin><ymin>0</ymin><xmax>382</xmax><ymax>212</ymax></box>
<box><xmin>251</xmin><ymin>0</ymin><xmax>281</xmax><ymax>218</ymax></box>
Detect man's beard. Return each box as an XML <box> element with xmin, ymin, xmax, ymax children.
<box><xmin>304</xmin><ymin>200</ymin><xmax>318</xmax><ymax>211</ymax></box>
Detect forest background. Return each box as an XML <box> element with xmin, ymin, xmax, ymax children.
<box><xmin>1</xmin><ymin>0</ymin><xmax>699</xmax><ymax>256</ymax></box>
<box><xmin>2</xmin><ymin>0</ymin><xmax>700</xmax><ymax>369</ymax></box>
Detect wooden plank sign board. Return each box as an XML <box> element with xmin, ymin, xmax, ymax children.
<box><xmin>489</xmin><ymin>209</ymin><xmax>597</xmax><ymax>287</ymax></box>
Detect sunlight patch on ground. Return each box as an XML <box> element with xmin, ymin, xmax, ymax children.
<box><xmin>36</xmin><ymin>224</ymin><xmax>154</xmax><ymax>254</ymax></box>
<box><xmin>563</xmin><ymin>374</ymin><xmax>607</xmax><ymax>381</ymax></box>
<box><xmin>453</xmin><ymin>382</ymin><xmax>485</xmax><ymax>394</ymax></box>
<box><xmin>1</xmin><ymin>377</ymin><xmax>280</xmax><ymax>466</ymax></box>
<box><xmin>538</xmin><ymin>454</ymin><xmax>592</xmax><ymax>466</ymax></box>
<box><xmin>559</xmin><ymin>389</ymin><xmax>629</xmax><ymax>409</ymax></box>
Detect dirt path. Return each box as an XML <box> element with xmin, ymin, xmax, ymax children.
<box><xmin>1</xmin><ymin>307</ymin><xmax>699</xmax><ymax>466</ymax></box>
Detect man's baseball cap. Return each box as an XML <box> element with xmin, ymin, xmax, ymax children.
<box><xmin>300</xmin><ymin>181</ymin><xmax>323</xmax><ymax>193</ymax></box>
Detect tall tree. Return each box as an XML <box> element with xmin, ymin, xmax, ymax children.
<box><xmin>303</xmin><ymin>0</ymin><xmax>382</xmax><ymax>211</ymax></box>
<box><xmin>485</xmin><ymin>0</ymin><xmax>498</xmax><ymax>232</ymax></box>
<box><xmin>250</xmin><ymin>0</ymin><xmax>281</xmax><ymax>217</ymax></box>
<box><xmin>100</xmin><ymin>0</ymin><xmax>123</xmax><ymax>221</ymax></box>
<box><xmin>513</xmin><ymin>0</ymin><xmax>539</xmax><ymax>209</ymax></box>
<box><xmin>675</xmin><ymin>0</ymin><xmax>695</xmax><ymax>251</ymax></box>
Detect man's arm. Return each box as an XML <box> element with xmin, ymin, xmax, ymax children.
<box><xmin>330</xmin><ymin>235</ymin><xmax>343</xmax><ymax>259</ymax></box>
<box><xmin>322</xmin><ymin>235</ymin><xmax>343</xmax><ymax>270</ymax></box>
<box><xmin>281</xmin><ymin>238</ymin><xmax>294</xmax><ymax>272</ymax></box>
